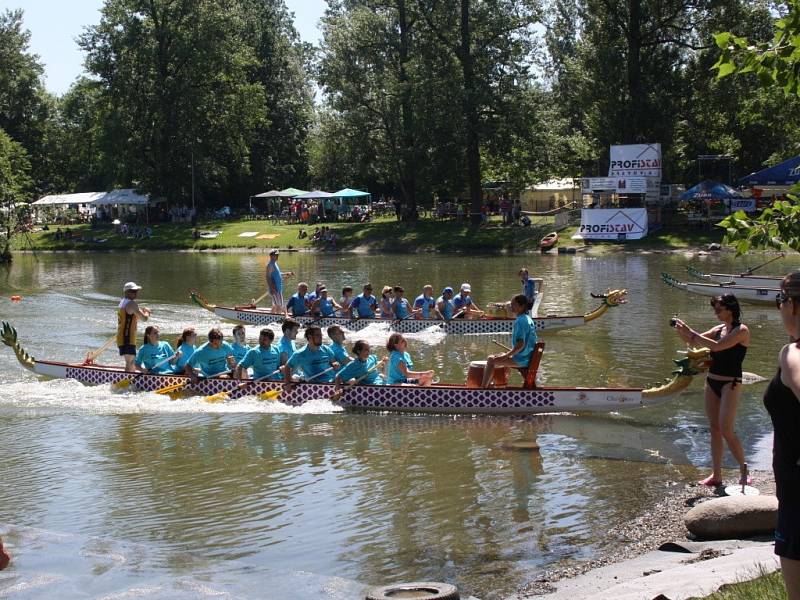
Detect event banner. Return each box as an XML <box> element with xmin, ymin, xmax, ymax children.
<box><xmin>726</xmin><ymin>198</ymin><xmax>756</xmax><ymax>213</ymax></box>
<box><xmin>580</xmin><ymin>177</ymin><xmax>648</xmax><ymax>194</ymax></box>
<box><xmin>575</xmin><ymin>208</ymin><xmax>649</xmax><ymax>240</ymax></box>
<box><xmin>608</xmin><ymin>144</ymin><xmax>662</xmax><ymax>177</ymax></box>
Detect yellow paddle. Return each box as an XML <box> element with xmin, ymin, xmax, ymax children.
<box><xmin>84</xmin><ymin>334</ymin><xmax>117</xmax><ymax>363</ymax></box>
<box><xmin>262</xmin><ymin>365</ymin><xmax>335</xmax><ymax>401</ymax></box>
<box><xmin>154</xmin><ymin>381</ymin><xmax>190</xmax><ymax>395</ymax></box>
<box><xmin>204</xmin><ymin>368</ymin><xmax>282</xmax><ymax>403</ymax></box>
<box><xmin>113</xmin><ymin>353</ymin><xmax>177</xmax><ymax>390</ymax></box>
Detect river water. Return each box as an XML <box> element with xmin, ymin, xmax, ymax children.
<box><xmin>0</xmin><ymin>250</ymin><xmax>795</xmax><ymax>599</ymax></box>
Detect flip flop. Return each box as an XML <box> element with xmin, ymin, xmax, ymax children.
<box><xmin>698</xmin><ymin>475</ymin><xmax>723</xmax><ymax>487</ymax></box>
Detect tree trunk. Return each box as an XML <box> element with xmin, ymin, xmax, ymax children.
<box><xmin>460</xmin><ymin>0</ymin><xmax>483</xmax><ymax>226</ymax></box>
<box><xmin>398</xmin><ymin>0</ymin><xmax>418</xmax><ymax>222</ymax></box>
<box><xmin>625</xmin><ymin>0</ymin><xmax>643</xmax><ymax>142</ymax></box>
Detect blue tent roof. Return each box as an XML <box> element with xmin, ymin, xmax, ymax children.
<box><xmin>737</xmin><ymin>155</ymin><xmax>800</xmax><ymax>186</ymax></box>
<box><xmin>679</xmin><ymin>180</ymin><xmax>745</xmax><ymax>201</ymax></box>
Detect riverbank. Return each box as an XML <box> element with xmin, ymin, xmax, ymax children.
<box><xmin>13</xmin><ymin>215</ymin><xmax>727</xmax><ymax>254</ymax></box>
<box><xmin>517</xmin><ymin>468</ymin><xmax>779</xmax><ymax>599</ymax></box>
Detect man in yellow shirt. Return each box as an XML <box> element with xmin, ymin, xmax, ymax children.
<box><xmin>117</xmin><ymin>281</ymin><xmax>151</xmax><ymax>372</ymax></box>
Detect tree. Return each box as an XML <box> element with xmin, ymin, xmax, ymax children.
<box><xmin>713</xmin><ymin>0</ymin><xmax>800</xmax><ymax>252</ymax></box>
<box><xmin>0</xmin><ymin>127</ymin><xmax>32</xmax><ymax>262</ymax></box>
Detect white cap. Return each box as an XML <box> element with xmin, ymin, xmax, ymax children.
<box><xmin>460</xmin><ymin>283</ymin><xmax>471</xmax><ymax>292</ymax></box>
<box><xmin>269</xmin><ymin>248</ymin><xmax>279</xmax><ymax>255</ymax></box>
<box><xmin>123</xmin><ymin>281</ymin><xmax>142</xmax><ymax>292</ymax></box>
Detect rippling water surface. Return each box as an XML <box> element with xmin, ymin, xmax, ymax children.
<box><xmin>0</xmin><ymin>250</ymin><xmax>794</xmax><ymax>599</ymax></box>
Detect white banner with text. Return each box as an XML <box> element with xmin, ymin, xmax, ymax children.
<box><xmin>574</xmin><ymin>208</ymin><xmax>649</xmax><ymax>240</ymax></box>
<box><xmin>609</xmin><ymin>144</ymin><xmax>662</xmax><ymax>177</ymax></box>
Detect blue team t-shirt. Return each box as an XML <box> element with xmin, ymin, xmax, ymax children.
<box><xmin>387</xmin><ymin>350</ymin><xmax>414</xmax><ymax>384</ymax></box>
<box><xmin>173</xmin><ymin>342</ymin><xmax>195</xmax><ymax>373</ymax></box>
<box><xmin>318</xmin><ymin>296</ymin><xmax>336</xmax><ymax>316</ymax></box>
<box><xmin>326</xmin><ymin>341</ymin><xmax>350</xmax><ymax>364</ymax></box>
<box><xmin>394</xmin><ymin>298</ymin><xmax>411</xmax><ymax>319</ymax></box>
<box><xmin>287</xmin><ymin>345</ymin><xmax>336</xmax><ymax>382</ymax></box>
<box><xmin>511</xmin><ymin>314</ymin><xmax>537</xmax><ymax>366</ymax></box>
<box><xmin>231</xmin><ymin>342</ymin><xmax>250</xmax><ymax>363</ymax></box>
<box><xmin>267</xmin><ymin>260</ymin><xmax>282</xmax><ymax>294</ymax></box>
<box><xmin>187</xmin><ymin>341</ymin><xmax>235</xmax><ymax>377</ymax></box>
<box><xmin>522</xmin><ymin>276</ymin><xmax>536</xmax><ymax>303</ymax></box>
<box><xmin>414</xmin><ymin>294</ymin><xmax>435</xmax><ymax>318</ymax></box>
<box><xmin>287</xmin><ymin>293</ymin><xmax>309</xmax><ymax>316</ymax></box>
<box><xmin>437</xmin><ymin>296</ymin><xmax>454</xmax><ymax>319</ymax></box>
<box><xmin>336</xmin><ymin>355</ymin><xmax>383</xmax><ymax>385</ymax></box>
<box><xmin>238</xmin><ymin>344</ymin><xmax>283</xmax><ymax>379</ymax></box>
<box><xmin>135</xmin><ymin>341</ymin><xmax>175</xmax><ymax>374</ymax></box>
<box><xmin>352</xmin><ymin>294</ymin><xmax>377</xmax><ymax>318</ymax></box>
<box><xmin>452</xmin><ymin>294</ymin><xmax>473</xmax><ymax>310</ymax></box>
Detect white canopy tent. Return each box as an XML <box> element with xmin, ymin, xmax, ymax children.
<box><xmin>32</xmin><ymin>189</ymin><xmax>152</xmax><ymax>222</ymax></box>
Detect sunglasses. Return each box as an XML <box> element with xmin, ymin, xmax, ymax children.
<box><xmin>776</xmin><ymin>291</ymin><xmax>793</xmax><ymax>309</ymax></box>
<box><xmin>209</xmin><ymin>335</ymin><xmax>223</xmax><ymax>341</ymax></box>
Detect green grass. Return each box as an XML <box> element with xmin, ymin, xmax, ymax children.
<box><xmin>13</xmin><ymin>214</ymin><xmax>726</xmax><ymax>254</ymax></box>
<box><xmin>690</xmin><ymin>568</ymin><xmax>786</xmax><ymax>599</ymax></box>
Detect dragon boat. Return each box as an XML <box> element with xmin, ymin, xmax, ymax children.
<box><xmin>3</xmin><ymin>320</ymin><xmax>709</xmax><ymax>415</ymax></box>
<box><xmin>661</xmin><ymin>272</ymin><xmax>778</xmax><ymax>305</ymax></box>
<box><xmin>686</xmin><ymin>266</ymin><xmax>783</xmax><ymax>287</ymax></box>
<box><xmin>188</xmin><ymin>289</ymin><xmax>628</xmax><ymax>335</ymax></box>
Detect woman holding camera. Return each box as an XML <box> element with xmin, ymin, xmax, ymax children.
<box><xmin>673</xmin><ymin>293</ymin><xmax>750</xmax><ymax>487</ymax></box>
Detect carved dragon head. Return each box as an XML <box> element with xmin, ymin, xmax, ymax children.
<box><xmin>1</xmin><ymin>321</ymin><xmax>36</xmax><ymax>370</ymax></box>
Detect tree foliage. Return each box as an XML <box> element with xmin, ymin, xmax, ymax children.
<box><xmin>0</xmin><ymin>126</ymin><xmax>32</xmax><ymax>261</ymax></box>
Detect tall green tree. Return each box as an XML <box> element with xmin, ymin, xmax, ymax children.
<box><xmin>0</xmin><ymin>127</ymin><xmax>32</xmax><ymax>262</ymax></box>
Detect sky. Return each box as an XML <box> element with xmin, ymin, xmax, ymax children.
<box><xmin>0</xmin><ymin>0</ymin><xmax>327</xmax><ymax>96</ymax></box>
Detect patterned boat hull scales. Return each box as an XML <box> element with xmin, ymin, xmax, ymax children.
<box><xmin>189</xmin><ymin>289</ymin><xmax>629</xmax><ymax>335</ymax></box>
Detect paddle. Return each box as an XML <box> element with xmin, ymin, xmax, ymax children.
<box><xmin>204</xmin><ymin>368</ymin><xmax>282</xmax><ymax>403</ymax></box>
<box><xmin>330</xmin><ymin>360</ymin><xmax>384</xmax><ymax>402</ymax></box>
<box><xmin>265</xmin><ymin>365</ymin><xmax>336</xmax><ymax>401</ymax></box>
<box><xmin>113</xmin><ymin>353</ymin><xmax>177</xmax><ymax>390</ymax></box>
<box><xmin>742</xmin><ymin>253</ymin><xmax>784</xmax><ymax>275</ymax></box>
<box><xmin>84</xmin><ymin>334</ymin><xmax>117</xmax><ymax>364</ymax></box>
<box><xmin>251</xmin><ymin>290</ymin><xmax>270</xmax><ymax>305</ymax></box>
<box><xmin>154</xmin><ymin>380</ymin><xmax>190</xmax><ymax>395</ymax></box>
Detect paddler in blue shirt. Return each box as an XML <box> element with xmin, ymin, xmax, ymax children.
<box><xmin>236</xmin><ymin>328</ymin><xmax>282</xmax><ymax>380</ymax></box>
<box><xmin>391</xmin><ymin>286</ymin><xmax>414</xmax><ymax>320</ymax></box>
<box><xmin>134</xmin><ymin>325</ymin><xmax>175</xmax><ymax>374</ymax></box>
<box><xmin>311</xmin><ymin>287</ymin><xmax>341</xmax><ymax>317</ymax></box>
<box><xmin>481</xmin><ymin>294</ymin><xmax>537</xmax><ymax>388</ymax></box>
<box><xmin>266</xmin><ymin>249</ymin><xmax>293</xmax><ymax>315</ymax></box>
<box><xmin>171</xmin><ymin>327</ymin><xmax>197</xmax><ymax>374</ymax></box>
<box><xmin>279</xmin><ymin>319</ymin><xmax>300</xmax><ymax>366</ymax></box>
<box><xmin>184</xmin><ymin>327</ymin><xmax>236</xmax><ymax>383</ymax></box>
<box><xmin>230</xmin><ymin>324</ymin><xmax>251</xmax><ymax>364</ymax></box>
<box><xmin>283</xmin><ymin>326</ymin><xmax>339</xmax><ymax>383</ymax></box>
<box><xmin>452</xmin><ymin>283</ymin><xmax>484</xmax><ymax>319</ymax></box>
<box><xmin>351</xmin><ymin>283</ymin><xmax>378</xmax><ymax>318</ymax></box>
<box><xmin>335</xmin><ymin>340</ymin><xmax>386</xmax><ymax>386</ymax></box>
<box><xmin>519</xmin><ymin>267</ymin><xmax>542</xmax><ymax>312</ymax></box>
<box><xmin>413</xmin><ymin>285</ymin><xmax>436</xmax><ymax>319</ymax></box>
<box><xmin>286</xmin><ymin>282</ymin><xmax>310</xmax><ymax>317</ymax></box>
<box><xmin>436</xmin><ymin>287</ymin><xmax>455</xmax><ymax>320</ymax></box>
<box><xmin>326</xmin><ymin>325</ymin><xmax>352</xmax><ymax>366</ymax></box>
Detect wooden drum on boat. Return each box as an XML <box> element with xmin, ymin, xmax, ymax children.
<box><xmin>466</xmin><ymin>360</ymin><xmax>509</xmax><ymax>388</ymax></box>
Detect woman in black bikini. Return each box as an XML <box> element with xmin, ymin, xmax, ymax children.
<box><xmin>766</xmin><ymin>272</ymin><xmax>800</xmax><ymax>598</ymax></box>
<box><xmin>673</xmin><ymin>293</ymin><xmax>750</xmax><ymax>487</ymax></box>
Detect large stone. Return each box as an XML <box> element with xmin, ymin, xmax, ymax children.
<box><xmin>685</xmin><ymin>495</ymin><xmax>778</xmax><ymax>540</ymax></box>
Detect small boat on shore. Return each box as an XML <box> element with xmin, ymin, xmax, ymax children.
<box><xmin>687</xmin><ymin>266</ymin><xmax>783</xmax><ymax>287</ymax></box>
<box><xmin>1</xmin><ymin>321</ymin><xmax>712</xmax><ymax>415</ymax></box>
<box><xmin>189</xmin><ymin>289</ymin><xmax>628</xmax><ymax>335</ymax></box>
<box><xmin>540</xmin><ymin>231</ymin><xmax>559</xmax><ymax>252</ymax></box>
<box><xmin>661</xmin><ymin>272</ymin><xmax>778</xmax><ymax>305</ymax></box>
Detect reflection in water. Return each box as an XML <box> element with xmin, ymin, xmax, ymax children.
<box><xmin>0</xmin><ymin>251</ymin><xmax>794</xmax><ymax>598</ymax></box>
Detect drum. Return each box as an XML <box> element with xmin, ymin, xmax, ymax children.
<box><xmin>466</xmin><ymin>361</ymin><xmax>509</xmax><ymax>388</ymax></box>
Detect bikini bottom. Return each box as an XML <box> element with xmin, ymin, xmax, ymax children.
<box><xmin>707</xmin><ymin>377</ymin><xmax>740</xmax><ymax>397</ymax></box>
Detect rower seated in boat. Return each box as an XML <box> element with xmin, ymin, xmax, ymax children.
<box><xmin>286</xmin><ymin>282</ymin><xmax>311</xmax><ymax>317</ymax></box>
<box><xmin>453</xmin><ymin>283</ymin><xmax>485</xmax><ymax>320</ymax></box>
<box><xmin>230</xmin><ymin>324</ymin><xmax>251</xmax><ymax>364</ymax></box>
<box><xmin>335</xmin><ymin>340</ymin><xmax>386</xmax><ymax>386</ymax></box>
<box><xmin>326</xmin><ymin>325</ymin><xmax>352</xmax><ymax>366</ymax></box>
<box><xmin>482</xmin><ymin>294</ymin><xmax>537</xmax><ymax>388</ymax></box>
<box><xmin>236</xmin><ymin>328</ymin><xmax>282</xmax><ymax>380</ymax></box>
<box><xmin>339</xmin><ymin>286</ymin><xmax>354</xmax><ymax>318</ymax></box>
<box><xmin>414</xmin><ymin>285</ymin><xmax>436</xmax><ymax>319</ymax></box>
<box><xmin>436</xmin><ymin>287</ymin><xmax>456</xmax><ymax>320</ymax></box>
<box><xmin>311</xmin><ymin>287</ymin><xmax>341</xmax><ymax>317</ymax></box>
<box><xmin>171</xmin><ymin>328</ymin><xmax>197</xmax><ymax>374</ymax></box>
<box><xmin>134</xmin><ymin>325</ymin><xmax>175</xmax><ymax>374</ymax></box>
<box><xmin>386</xmin><ymin>333</ymin><xmax>434</xmax><ymax>386</ymax></box>
<box><xmin>184</xmin><ymin>327</ymin><xmax>236</xmax><ymax>383</ymax></box>
<box><xmin>283</xmin><ymin>326</ymin><xmax>339</xmax><ymax>383</ymax></box>
<box><xmin>351</xmin><ymin>283</ymin><xmax>378</xmax><ymax>318</ymax></box>
<box><xmin>391</xmin><ymin>286</ymin><xmax>415</xmax><ymax>320</ymax></box>
<box><xmin>379</xmin><ymin>286</ymin><xmax>394</xmax><ymax>319</ymax></box>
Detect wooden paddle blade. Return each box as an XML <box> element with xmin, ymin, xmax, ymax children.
<box><xmin>259</xmin><ymin>390</ymin><xmax>281</xmax><ymax>401</ymax></box>
<box><xmin>112</xmin><ymin>379</ymin><xmax>133</xmax><ymax>390</ymax></box>
<box><xmin>168</xmin><ymin>388</ymin><xmax>192</xmax><ymax>401</ymax></box>
<box><xmin>204</xmin><ymin>391</ymin><xmax>230</xmax><ymax>403</ymax></box>
<box><xmin>155</xmin><ymin>382</ymin><xmax>188</xmax><ymax>395</ymax></box>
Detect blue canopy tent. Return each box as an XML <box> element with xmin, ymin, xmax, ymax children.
<box><xmin>334</xmin><ymin>188</ymin><xmax>372</xmax><ymax>201</ymax></box>
<box><xmin>738</xmin><ymin>156</ymin><xmax>800</xmax><ymax>186</ymax></box>
<box><xmin>679</xmin><ymin>180</ymin><xmax>745</xmax><ymax>201</ymax></box>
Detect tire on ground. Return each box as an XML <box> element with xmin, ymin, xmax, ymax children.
<box><xmin>365</xmin><ymin>581</ymin><xmax>459</xmax><ymax>600</ymax></box>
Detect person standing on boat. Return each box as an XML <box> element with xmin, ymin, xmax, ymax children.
<box><xmin>117</xmin><ymin>281</ymin><xmax>151</xmax><ymax>372</ymax></box>
<box><xmin>237</xmin><ymin>328</ymin><xmax>282</xmax><ymax>380</ymax></box>
<box><xmin>279</xmin><ymin>319</ymin><xmax>300</xmax><ymax>366</ymax></box>
<box><xmin>230</xmin><ymin>325</ymin><xmax>251</xmax><ymax>364</ymax></box>
<box><xmin>351</xmin><ymin>283</ymin><xmax>378</xmax><ymax>318</ymax></box>
<box><xmin>386</xmin><ymin>333</ymin><xmax>434</xmax><ymax>386</ymax></box>
<box><xmin>326</xmin><ymin>325</ymin><xmax>352</xmax><ymax>366</ymax></box>
<box><xmin>284</xmin><ymin>326</ymin><xmax>338</xmax><ymax>383</ymax></box>
<box><xmin>765</xmin><ymin>272</ymin><xmax>800</xmax><ymax>598</ymax></box>
<box><xmin>436</xmin><ymin>287</ymin><xmax>455</xmax><ymax>320</ymax></box>
<box><xmin>266</xmin><ymin>249</ymin><xmax>292</xmax><ymax>315</ymax></box>
<box><xmin>519</xmin><ymin>268</ymin><xmax>541</xmax><ymax>312</ymax></box>
<box><xmin>414</xmin><ymin>285</ymin><xmax>436</xmax><ymax>319</ymax></box>
<box><xmin>335</xmin><ymin>340</ymin><xmax>386</xmax><ymax>386</ymax></box>
<box><xmin>134</xmin><ymin>326</ymin><xmax>175</xmax><ymax>374</ymax></box>
<box><xmin>453</xmin><ymin>283</ymin><xmax>484</xmax><ymax>319</ymax></box>
<box><xmin>171</xmin><ymin>328</ymin><xmax>197</xmax><ymax>374</ymax></box>
<box><xmin>184</xmin><ymin>328</ymin><xmax>236</xmax><ymax>382</ymax></box>
<box><xmin>673</xmin><ymin>293</ymin><xmax>750</xmax><ymax>487</ymax></box>
<box><xmin>287</xmin><ymin>282</ymin><xmax>311</xmax><ymax>317</ymax></box>
<box><xmin>481</xmin><ymin>294</ymin><xmax>537</xmax><ymax>388</ymax></box>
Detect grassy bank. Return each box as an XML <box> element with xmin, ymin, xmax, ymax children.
<box><xmin>691</xmin><ymin>569</ymin><xmax>786</xmax><ymax>599</ymax></box>
<box><xmin>13</xmin><ymin>215</ymin><xmax>725</xmax><ymax>254</ymax></box>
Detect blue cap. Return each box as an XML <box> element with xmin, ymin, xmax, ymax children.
<box><xmin>443</xmin><ymin>286</ymin><xmax>454</xmax><ymax>294</ymax></box>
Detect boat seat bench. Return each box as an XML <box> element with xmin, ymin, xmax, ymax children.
<box><xmin>513</xmin><ymin>341</ymin><xmax>544</xmax><ymax>389</ymax></box>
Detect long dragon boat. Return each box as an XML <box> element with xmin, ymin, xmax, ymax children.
<box><xmin>661</xmin><ymin>272</ymin><xmax>777</xmax><ymax>305</ymax></box>
<box><xmin>3</xmin><ymin>320</ymin><xmax>709</xmax><ymax>415</ymax></box>
<box><xmin>686</xmin><ymin>266</ymin><xmax>783</xmax><ymax>287</ymax></box>
<box><xmin>188</xmin><ymin>289</ymin><xmax>628</xmax><ymax>335</ymax></box>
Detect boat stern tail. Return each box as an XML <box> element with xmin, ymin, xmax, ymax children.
<box><xmin>660</xmin><ymin>272</ymin><xmax>686</xmax><ymax>290</ymax></box>
<box><xmin>641</xmin><ymin>347</ymin><xmax>711</xmax><ymax>402</ymax></box>
<box><xmin>189</xmin><ymin>289</ymin><xmax>217</xmax><ymax>313</ymax></box>
<box><xmin>584</xmin><ymin>289</ymin><xmax>628</xmax><ymax>322</ymax></box>
<box><xmin>1</xmin><ymin>321</ymin><xmax>36</xmax><ymax>371</ymax></box>
<box><xmin>686</xmin><ymin>266</ymin><xmax>710</xmax><ymax>280</ymax></box>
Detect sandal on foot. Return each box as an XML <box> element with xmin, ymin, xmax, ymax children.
<box><xmin>699</xmin><ymin>475</ymin><xmax>723</xmax><ymax>486</ymax></box>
